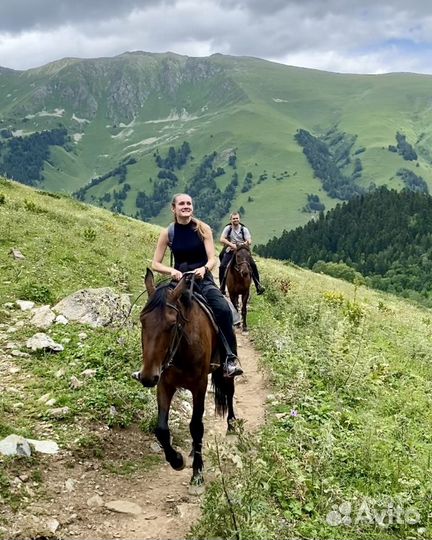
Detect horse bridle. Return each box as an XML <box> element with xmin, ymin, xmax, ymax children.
<box><xmin>160</xmin><ymin>272</ymin><xmax>195</xmax><ymax>374</ymax></box>
<box><xmin>234</xmin><ymin>247</ymin><xmax>252</xmax><ymax>275</ymax></box>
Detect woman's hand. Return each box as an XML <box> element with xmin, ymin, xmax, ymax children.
<box><xmin>194</xmin><ymin>266</ymin><xmax>207</xmax><ymax>280</ymax></box>
<box><xmin>170</xmin><ymin>268</ymin><xmax>183</xmax><ymax>281</ymax></box>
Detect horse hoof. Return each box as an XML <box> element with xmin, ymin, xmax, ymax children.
<box><xmin>170</xmin><ymin>452</ymin><xmax>185</xmax><ymax>471</ymax></box>
<box><xmin>189</xmin><ymin>474</ymin><xmax>205</xmax><ymax>495</ymax></box>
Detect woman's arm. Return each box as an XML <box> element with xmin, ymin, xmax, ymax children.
<box><xmin>195</xmin><ymin>224</ymin><xmax>216</xmax><ymax>279</ymax></box>
<box><xmin>151</xmin><ymin>228</ymin><xmax>182</xmax><ymax>280</ymax></box>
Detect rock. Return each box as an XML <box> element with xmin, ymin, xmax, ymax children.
<box><xmin>70</xmin><ymin>375</ymin><xmax>83</xmax><ymax>390</ymax></box>
<box><xmin>49</xmin><ymin>406</ymin><xmax>70</xmax><ymax>418</ymax></box>
<box><xmin>55</xmin><ymin>314</ymin><xmax>68</xmax><ymax>325</ymax></box>
<box><xmin>55</xmin><ymin>368</ymin><xmax>66</xmax><ymax>378</ymax></box>
<box><xmin>150</xmin><ymin>442</ymin><xmax>162</xmax><ymax>453</ymax></box>
<box><xmin>11</xmin><ymin>350</ymin><xmax>30</xmax><ymax>358</ymax></box>
<box><xmin>0</xmin><ymin>434</ymin><xmax>32</xmax><ymax>457</ymax></box>
<box><xmin>27</xmin><ymin>438</ymin><xmax>59</xmax><ymax>454</ymax></box>
<box><xmin>8</xmin><ymin>366</ymin><xmax>21</xmax><ymax>374</ymax></box>
<box><xmin>81</xmin><ymin>368</ymin><xmax>96</xmax><ymax>378</ymax></box>
<box><xmin>30</xmin><ymin>305</ymin><xmax>56</xmax><ymax>329</ymax></box>
<box><xmin>105</xmin><ymin>500</ymin><xmax>142</xmax><ymax>515</ymax></box>
<box><xmin>65</xmin><ymin>479</ymin><xmax>76</xmax><ymax>492</ymax></box>
<box><xmin>46</xmin><ymin>518</ymin><xmax>60</xmax><ymax>533</ymax></box>
<box><xmin>16</xmin><ymin>300</ymin><xmax>35</xmax><ymax>311</ymax></box>
<box><xmin>26</xmin><ymin>333</ymin><xmax>64</xmax><ymax>352</ymax></box>
<box><xmin>10</xmin><ymin>248</ymin><xmax>25</xmax><ymax>260</ymax></box>
<box><xmin>53</xmin><ymin>287</ymin><xmax>131</xmax><ymax>328</ymax></box>
<box><xmin>87</xmin><ymin>494</ymin><xmax>104</xmax><ymax>507</ymax></box>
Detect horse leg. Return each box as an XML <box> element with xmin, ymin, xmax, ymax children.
<box><xmin>155</xmin><ymin>382</ymin><xmax>185</xmax><ymax>471</ymax></box>
<box><xmin>229</xmin><ymin>291</ymin><xmax>239</xmax><ymax>312</ymax></box>
<box><xmin>225</xmin><ymin>377</ymin><xmax>237</xmax><ymax>432</ymax></box>
<box><xmin>242</xmin><ymin>289</ymin><xmax>249</xmax><ymax>333</ymax></box>
<box><xmin>189</xmin><ymin>382</ymin><xmax>207</xmax><ymax>485</ymax></box>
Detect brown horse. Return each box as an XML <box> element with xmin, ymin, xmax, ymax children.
<box><xmin>226</xmin><ymin>244</ymin><xmax>252</xmax><ymax>333</ymax></box>
<box><xmin>132</xmin><ymin>269</ymin><xmax>235</xmax><ymax>485</ymax></box>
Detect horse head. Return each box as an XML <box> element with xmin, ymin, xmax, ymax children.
<box><xmin>235</xmin><ymin>244</ymin><xmax>252</xmax><ymax>278</ymax></box>
<box><xmin>132</xmin><ymin>268</ymin><xmax>188</xmax><ymax>387</ymax></box>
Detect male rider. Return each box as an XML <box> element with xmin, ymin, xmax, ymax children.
<box><xmin>219</xmin><ymin>212</ymin><xmax>265</xmax><ymax>296</ymax></box>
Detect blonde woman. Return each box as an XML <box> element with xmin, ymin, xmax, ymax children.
<box><xmin>152</xmin><ymin>193</ymin><xmax>243</xmax><ymax>378</ymax></box>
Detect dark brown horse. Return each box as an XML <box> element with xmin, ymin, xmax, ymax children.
<box><xmin>226</xmin><ymin>244</ymin><xmax>252</xmax><ymax>333</ymax></box>
<box><xmin>132</xmin><ymin>269</ymin><xmax>235</xmax><ymax>485</ymax></box>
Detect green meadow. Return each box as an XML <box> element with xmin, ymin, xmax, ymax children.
<box><xmin>0</xmin><ymin>179</ymin><xmax>431</xmax><ymax>538</ymax></box>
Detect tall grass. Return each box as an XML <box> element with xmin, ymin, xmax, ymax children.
<box><xmin>192</xmin><ymin>261</ymin><xmax>432</xmax><ymax>539</ymax></box>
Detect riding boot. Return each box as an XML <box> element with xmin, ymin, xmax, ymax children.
<box><xmin>253</xmin><ymin>275</ymin><xmax>265</xmax><ymax>295</ymax></box>
<box><xmin>224</xmin><ymin>353</ymin><xmax>243</xmax><ymax>378</ymax></box>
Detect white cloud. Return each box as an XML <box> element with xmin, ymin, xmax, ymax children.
<box><xmin>1</xmin><ymin>0</ymin><xmax>432</xmax><ymax>73</ymax></box>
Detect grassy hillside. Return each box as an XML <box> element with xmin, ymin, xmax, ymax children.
<box><xmin>193</xmin><ymin>262</ymin><xmax>432</xmax><ymax>539</ymax></box>
<box><xmin>2</xmin><ymin>53</ymin><xmax>432</xmax><ymax>242</ymax></box>
<box><xmin>1</xmin><ymin>177</ymin><xmax>432</xmax><ymax>538</ymax></box>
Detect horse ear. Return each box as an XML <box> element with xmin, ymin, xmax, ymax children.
<box><xmin>144</xmin><ymin>268</ymin><xmax>156</xmax><ymax>295</ymax></box>
<box><xmin>169</xmin><ymin>278</ymin><xmax>187</xmax><ymax>304</ymax></box>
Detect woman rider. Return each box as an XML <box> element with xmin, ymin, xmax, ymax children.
<box><xmin>151</xmin><ymin>193</ymin><xmax>243</xmax><ymax>378</ymax></box>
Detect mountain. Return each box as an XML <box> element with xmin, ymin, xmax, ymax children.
<box><xmin>2</xmin><ymin>51</ymin><xmax>432</xmax><ymax>242</ymax></box>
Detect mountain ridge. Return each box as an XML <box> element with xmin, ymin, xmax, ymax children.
<box><xmin>2</xmin><ymin>51</ymin><xmax>432</xmax><ymax>242</ymax></box>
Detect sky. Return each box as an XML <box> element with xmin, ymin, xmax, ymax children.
<box><xmin>2</xmin><ymin>0</ymin><xmax>432</xmax><ymax>74</ymax></box>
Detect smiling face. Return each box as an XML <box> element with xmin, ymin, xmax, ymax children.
<box><xmin>172</xmin><ymin>194</ymin><xmax>193</xmax><ymax>223</ymax></box>
<box><xmin>230</xmin><ymin>213</ymin><xmax>240</xmax><ymax>226</ymax></box>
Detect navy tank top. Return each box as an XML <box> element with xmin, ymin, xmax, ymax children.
<box><xmin>171</xmin><ymin>221</ymin><xmax>208</xmax><ymax>271</ymax></box>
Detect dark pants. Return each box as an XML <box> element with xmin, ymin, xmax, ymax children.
<box><xmin>219</xmin><ymin>250</ymin><xmax>261</xmax><ymax>290</ymax></box>
<box><xmin>194</xmin><ymin>273</ymin><xmax>237</xmax><ymax>356</ymax></box>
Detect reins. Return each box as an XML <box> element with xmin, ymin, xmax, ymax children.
<box><xmin>161</xmin><ymin>271</ymin><xmax>197</xmax><ymax>373</ymax></box>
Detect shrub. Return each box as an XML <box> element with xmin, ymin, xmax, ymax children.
<box><xmin>18</xmin><ymin>281</ymin><xmax>55</xmax><ymax>304</ymax></box>
<box><xmin>83</xmin><ymin>227</ymin><xmax>97</xmax><ymax>242</ymax></box>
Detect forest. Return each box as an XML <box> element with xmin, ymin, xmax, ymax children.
<box><xmin>255</xmin><ymin>187</ymin><xmax>432</xmax><ymax>305</ymax></box>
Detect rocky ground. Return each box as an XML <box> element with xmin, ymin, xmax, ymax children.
<box><xmin>1</xmin><ymin>315</ymin><xmax>268</xmax><ymax>540</ymax></box>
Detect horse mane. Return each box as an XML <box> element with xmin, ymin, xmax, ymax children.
<box><xmin>141</xmin><ymin>281</ymin><xmax>193</xmax><ymax>319</ymax></box>
<box><xmin>141</xmin><ymin>283</ymin><xmax>172</xmax><ymax>316</ymax></box>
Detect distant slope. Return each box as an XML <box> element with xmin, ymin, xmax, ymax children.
<box><xmin>2</xmin><ymin>52</ymin><xmax>432</xmax><ymax>242</ymax></box>
<box><xmin>256</xmin><ymin>187</ymin><xmax>432</xmax><ymax>305</ymax></box>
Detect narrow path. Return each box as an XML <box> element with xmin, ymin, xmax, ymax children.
<box><xmin>105</xmin><ymin>331</ymin><xmax>268</xmax><ymax>540</ymax></box>
<box><xmin>62</xmin><ymin>333</ymin><xmax>267</xmax><ymax>540</ymax></box>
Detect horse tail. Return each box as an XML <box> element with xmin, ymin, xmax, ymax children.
<box><xmin>211</xmin><ymin>368</ymin><xmax>229</xmax><ymax>416</ymax></box>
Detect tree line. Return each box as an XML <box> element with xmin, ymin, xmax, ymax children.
<box><xmin>0</xmin><ymin>128</ymin><xmax>68</xmax><ymax>185</ymax></box>
<box><xmin>255</xmin><ymin>187</ymin><xmax>432</xmax><ymax>305</ymax></box>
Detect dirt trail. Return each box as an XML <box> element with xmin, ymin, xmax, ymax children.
<box><xmin>114</xmin><ymin>331</ymin><xmax>267</xmax><ymax>540</ymax></box>
<box><xmin>5</xmin><ymin>331</ymin><xmax>267</xmax><ymax>540</ymax></box>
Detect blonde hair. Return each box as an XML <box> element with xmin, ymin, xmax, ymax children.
<box><xmin>171</xmin><ymin>193</ymin><xmax>209</xmax><ymax>240</ymax></box>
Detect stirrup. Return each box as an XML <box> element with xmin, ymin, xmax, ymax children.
<box><xmin>224</xmin><ymin>355</ymin><xmax>243</xmax><ymax>378</ymax></box>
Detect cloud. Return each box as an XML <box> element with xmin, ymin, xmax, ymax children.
<box><xmin>0</xmin><ymin>0</ymin><xmax>170</xmax><ymax>32</ymax></box>
<box><xmin>2</xmin><ymin>0</ymin><xmax>432</xmax><ymax>73</ymax></box>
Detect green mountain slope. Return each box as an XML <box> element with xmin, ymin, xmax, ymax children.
<box><xmin>1</xmin><ymin>178</ymin><xmax>432</xmax><ymax>539</ymax></box>
<box><xmin>256</xmin><ymin>187</ymin><xmax>432</xmax><ymax>305</ymax></box>
<box><xmin>2</xmin><ymin>52</ymin><xmax>432</xmax><ymax>242</ymax></box>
